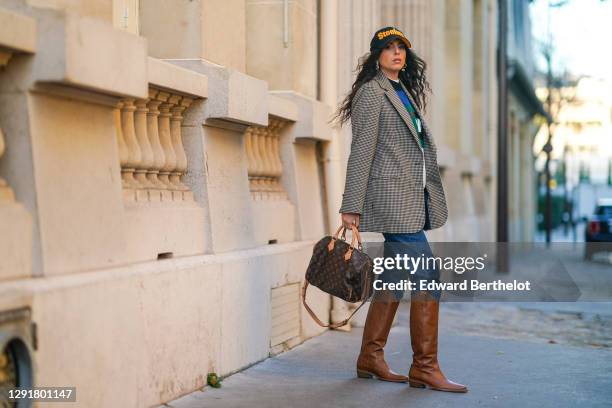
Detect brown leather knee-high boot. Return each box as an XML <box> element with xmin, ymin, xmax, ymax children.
<box><xmin>356</xmin><ymin>298</ymin><xmax>408</xmax><ymax>382</ymax></box>
<box><xmin>408</xmin><ymin>291</ymin><xmax>468</xmax><ymax>392</ymax></box>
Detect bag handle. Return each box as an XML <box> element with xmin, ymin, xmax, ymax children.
<box><xmin>328</xmin><ymin>224</ymin><xmax>363</xmax><ymax>256</ymax></box>
<box><xmin>301</xmin><ymin>280</ymin><xmax>370</xmax><ymax>329</ymax></box>
<box><xmin>334</xmin><ymin>223</ymin><xmax>363</xmax><ymax>246</ymax></box>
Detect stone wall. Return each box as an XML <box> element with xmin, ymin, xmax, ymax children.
<box><xmin>0</xmin><ymin>3</ymin><xmax>331</xmax><ymax>406</ymax></box>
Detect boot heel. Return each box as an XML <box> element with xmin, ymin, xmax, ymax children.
<box><xmin>409</xmin><ymin>379</ymin><xmax>426</xmax><ymax>388</ymax></box>
<box><xmin>357</xmin><ymin>370</ymin><xmax>373</xmax><ymax>379</ymax></box>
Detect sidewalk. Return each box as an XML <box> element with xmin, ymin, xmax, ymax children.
<box><xmin>161</xmin><ymin>302</ymin><xmax>612</xmax><ymax>408</ymax></box>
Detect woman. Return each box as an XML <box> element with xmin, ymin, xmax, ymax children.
<box><xmin>332</xmin><ymin>26</ymin><xmax>467</xmax><ymax>393</ymax></box>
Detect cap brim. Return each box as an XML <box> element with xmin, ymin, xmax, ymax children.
<box><xmin>382</xmin><ymin>35</ymin><xmax>412</xmax><ymax>49</ymax></box>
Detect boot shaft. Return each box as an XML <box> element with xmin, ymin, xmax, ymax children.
<box><xmin>359</xmin><ymin>299</ymin><xmax>400</xmax><ymax>356</ymax></box>
<box><xmin>409</xmin><ymin>293</ymin><xmax>439</xmax><ymax>367</ymax></box>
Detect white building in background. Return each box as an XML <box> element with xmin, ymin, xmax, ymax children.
<box><xmin>534</xmin><ymin>75</ymin><xmax>612</xmax><ymax>221</ymax></box>
<box><xmin>534</xmin><ymin>76</ymin><xmax>612</xmax><ymax>188</ymax></box>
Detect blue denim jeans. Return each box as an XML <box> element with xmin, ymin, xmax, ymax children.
<box><xmin>378</xmin><ymin>188</ymin><xmax>442</xmax><ymax>302</ymax></box>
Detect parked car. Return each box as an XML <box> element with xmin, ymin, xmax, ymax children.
<box><xmin>584</xmin><ymin>198</ymin><xmax>612</xmax><ymax>260</ymax></box>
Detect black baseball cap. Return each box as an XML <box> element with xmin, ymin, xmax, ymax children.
<box><xmin>369</xmin><ymin>26</ymin><xmax>412</xmax><ymax>52</ymax></box>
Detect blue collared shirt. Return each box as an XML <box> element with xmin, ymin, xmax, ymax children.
<box><xmin>388</xmin><ymin>78</ymin><xmax>425</xmax><ymax>149</ymax></box>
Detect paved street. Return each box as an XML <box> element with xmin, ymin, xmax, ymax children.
<box><xmin>161</xmin><ymin>235</ymin><xmax>612</xmax><ymax>408</ymax></box>
<box><xmin>535</xmin><ymin>222</ymin><xmax>586</xmax><ymax>243</ymax></box>
<box><xmin>162</xmin><ymin>299</ymin><xmax>612</xmax><ymax>408</ymax></box>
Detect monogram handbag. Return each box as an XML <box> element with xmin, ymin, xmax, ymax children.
<box><xmin>301</xmin><ymin>224</ymin><xmax>375</xmax><ymax>328</ymax></box>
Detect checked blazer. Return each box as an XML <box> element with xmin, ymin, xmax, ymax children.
<box><xmin>339</xmin><ymin>69</ymin><xmax>448</xmax><ymax>233</ymax></box>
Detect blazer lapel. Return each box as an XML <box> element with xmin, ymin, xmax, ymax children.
<box><xmin>374</xmin><ymin>69</ymin><xmax>425</xmax><ymax>151</ymax></box>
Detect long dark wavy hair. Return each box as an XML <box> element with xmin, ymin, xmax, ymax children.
<box><xmin>331</xmin><ymin>46</ymin><xmax>432</xmax><ymax>127</ymax></box>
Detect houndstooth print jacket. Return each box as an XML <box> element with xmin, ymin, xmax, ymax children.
<box><xmin>339</xmin><ymin>69</ymin><xmax>448</xmax><ymax>233</ymax></box>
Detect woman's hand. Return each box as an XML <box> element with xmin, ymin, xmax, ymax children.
<box><xmin>341</xmin><ymin>213</ymin><xmax>360</xmax><ymax>229</ymax></box>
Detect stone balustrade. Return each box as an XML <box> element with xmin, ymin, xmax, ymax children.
<box><xmin>0</xmin><ymin>128</ymin><xmax>15</xmax><ymax>202</ymax></box>
<box><xmin>0</xmin><ymin>8</ymin><xmax>35</xmax><ymax>204</ymax></box>
<box><xmin>245</xmin><ymin>118</ymin><xmax>288</xmax><ymax>200</ymax></box>
<box><xmin>115</xmin><ymin>89</ymin><xmax>194</xmax><ymax>202</ymax></box>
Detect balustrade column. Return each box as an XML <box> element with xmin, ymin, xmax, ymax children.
<box><xmin>121</xmin><ymin>99</ymin><xmax>141</xmax><ymax>190</ymax></box>
<box><xmin>170</xmin><ymin>96</ymin><xmax>193</xmax><ymax>200</ymax></box>
<box><xmin>251</xmin><ymin>127</ymin><xmax>265</xmax><ymax>196</ymax></box>
<box><xmin>157</xmin><ymin>93</ymin><xmax>178</xmax><ymax>194</ymax></box>
<box><xmin>134</xmin><ymin>98</ymin><xmax>155</xmax><ymax>189</ymax></box>
<box><xmin>114</xmin><ymin>101</ymin><xmax>134</xmax><ymax>201</ymax></box>
<box><xmin>269</xmin><ymin>119</ymin><xmax>284</xmax><ymax>195</ymax></box>
<box><xmin>115</xmin><ymin>102</ymin><xmax>127</xmax><ymax>178</ymax></box>
<box><xmin>146</xmin><ymin>90</ymin><xmax>166</xmax><ymax>197</ymax></box>
<box><xmin>259</xmin><ymin>127</ymin><xmax>274</xmax><ymax>195</ymax></box>
<box><xmin>267</xmin><ymin>129</ymin><xmax>278</xmax><ymax>194</ymax></box>
<box><xmin>245</xmin><ymin>127</ymin><xmax>257</xmax><ymax>194</ymax></box>
<box><xmin>0</xmin><ymin>128</ymin><xmax>15</xmax><ymax>202</ymax></box>
<box><xmin>261</xmin><ymin>127</ymin><xmax>274</xmax><ymax>194</ymax></box>
<box><xmin>268</xmin><ymin>120</ymin><xmax>278</xmax><ymax>182</ymax></box>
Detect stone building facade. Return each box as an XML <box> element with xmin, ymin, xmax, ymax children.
<box><xmin>505</xmin><ymin>0</ymin><xmax>546</xmax><ymax>242</ymax></box>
